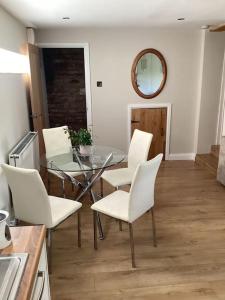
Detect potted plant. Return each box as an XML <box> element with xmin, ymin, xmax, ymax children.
<box><xmin>77</xmin><ymin>128</ymin><xmax>93</xmax><ymax>155</ymax></box>
<box><xmin>65</xmin><ymin>128</ymin><xmax>93</xmax><ymax>155</ymax></box>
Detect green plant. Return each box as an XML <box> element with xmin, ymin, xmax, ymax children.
<box><xmin>64</xmin><ymin>128</ymin><xmax>79</xmax><ymax>147</ymax></box>
<box><xmin>65</xmin><ymin>128</ymin><xmax>92</xmax><ymax>146</ymax></box>
<box><xmin>77</xmin><ymin>128</ymin><xmax>92</xmax><ymax>146</ymax></box>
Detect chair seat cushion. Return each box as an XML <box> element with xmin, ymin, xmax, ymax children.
<box><xmin>91</xmin><ymin>190</ymin><xmax>130</xmax><ymax>222</ymax></box>
<box><xmin>49</xmin><ymin>196</ymin><xmax>82</xmax><ymax>228</ymax></box>
<box><xmin>101</xmin><ymin>168</ymin><xmax>134</xmax><ymax>187</ymax></box>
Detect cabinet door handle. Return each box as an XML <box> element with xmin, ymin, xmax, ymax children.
<box><xmin>32</xmin><ymin>271</ymin><xmax>45</xmax><ymax>300</ymax></box>
<box><xmin>131</xmin><ymin>120</ymin><xmax>140</xmax><ymax>124</ymax></box>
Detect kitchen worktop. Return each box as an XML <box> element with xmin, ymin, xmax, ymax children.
<box><xmin>0</xmin><ymin>225</ymin><xmax>46</xmax><ymax>300</ymax></box>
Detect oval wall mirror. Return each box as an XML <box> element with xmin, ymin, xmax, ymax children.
<box><xmin>131</xmin><ymin>49</ymin><xmax>167</xmax><ymax>99</ymax></box>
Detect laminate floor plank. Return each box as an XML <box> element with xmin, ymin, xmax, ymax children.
<box><xmin>44</xmin><ymin>161</ymin><xmax>225</xmax><ymax>300</ymax></box>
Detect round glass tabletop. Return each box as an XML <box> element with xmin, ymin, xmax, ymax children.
<box><xmin>41</xmin><ymin>145</ymin><xmax>125</xmax><ymax>173</ymax></box>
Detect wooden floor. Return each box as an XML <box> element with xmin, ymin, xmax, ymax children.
<box><xmin>195</xmin><ymin>144</ymin><xmax>219</xmax><ymax>176</ymax></box>
<box><xmin>46</xmin><ymin>161</ymin><xmax>225</xmax><ymax>300</ymax></box>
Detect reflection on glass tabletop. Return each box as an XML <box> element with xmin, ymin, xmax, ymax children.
<box><xmin>41</xmin><ymin>145</ymin><xmax>125</xmax><ymax>172</ymax></box>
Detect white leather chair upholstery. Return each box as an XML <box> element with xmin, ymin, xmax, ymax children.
<box><xmin>2</xmin><ymin>163</ymin><xmax>82</xmax><ymax>270</ymax></box>
<box><xmin>91</xmin><ymin>154</ymin><xmax>163</xmax><ymax>267</ymax></box>
<box><xmin>43</xmin><ymin>125</ymin><xmax>72</xmax><ymax>158</ymax></box>
<box><xmin>100</xmin><ymin>129</ymin><xmax>153</xmax><ymax>192</ymax></box>
<box><xmin>42</xmin><ymin>126</ymin><xmax>83</xmax><ymax>197</ymax></box>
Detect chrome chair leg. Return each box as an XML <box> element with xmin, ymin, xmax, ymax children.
<box><xmin>90</xmin><ymin>190</ymin><xmax>104</xmax><ymax>239</ymax></box>
<box><xmin>93</xmin><ymin>211</ymin><xmax>98</xmax><ymax>250</ymax></box>
<box><xmin>128</xmin><ymin>223</ymin><xmax>136</xmax><ymax>268</ymax></box>
<box><xmin>77</xmin><ymin>212</ymin><xmax>81</xmax><ymax>248</ymax></box>
<box><xmin>100</xmin><ymin>177</ymin><xmax>103</xmax><ymax>197</ymax></box>
<box><xmin>115</xmin><ymin>186</ymin><xmax>123</xmax><ymax>231</ymax></box>
<box><xmin>151</xmin><ymin>208</ymin><xmax>157</xmax><ymax>247</ymax></box>
<box><xmin>61</xmin><ymin>178</ymin><xmax>66</xmax><ymax>198</ymax></box>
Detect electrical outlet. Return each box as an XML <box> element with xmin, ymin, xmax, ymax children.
<box><xmin>97</xmin><ymin>81</ymin><xmax>102</xmax><ymax>87</ymax></box>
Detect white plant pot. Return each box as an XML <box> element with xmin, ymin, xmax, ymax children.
<box><xmin>79</xmin><ymin>145</ymin><xmax>92</xmax><ymax>156</ymax></box>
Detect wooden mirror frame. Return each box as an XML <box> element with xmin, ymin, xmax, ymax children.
<box><xmin>131</xmin><ymin>48</ymin><xmax>167</xmax><ymax>99</ymax></box>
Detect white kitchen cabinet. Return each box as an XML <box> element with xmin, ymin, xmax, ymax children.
<box><xmin>31</xmin><ymin>241</ymin><xmax>51</xmax><ymax>300</ymax></box>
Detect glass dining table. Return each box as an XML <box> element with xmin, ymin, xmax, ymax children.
<box><xmin>41</xmin><ymin>145</ymin><xmax>125</xmax><ymax>239</ymax></box>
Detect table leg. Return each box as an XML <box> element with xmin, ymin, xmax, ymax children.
<box><xmin>90</xmin><ymin>189</ymin><xmax>104</xmax><ymax>240</ymax></box>
<box><xmin>71</xmin><ymin>181</ymin><xmax>105</xmax><ymax>240</ymax></box>
<box><xmin>71</xmin><ymin>152</ymin><xmax>113</xmax><ymax>240</ymax></box>
<box><xmin>97</xmin><ymin>213</ymin><xmax>104</xmax><ymax>240</ymax></box>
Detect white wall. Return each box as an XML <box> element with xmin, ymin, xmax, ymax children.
<box><xmin>0</xmin><ymin>7</ymin><xmax>29</xmax><ymax>210</ymax></box>
<box><xmin>197</xmin><ymin>31</ymin><xmax>225</xmax><ymax>153</ymax></box>
<box><xmin>37</xmin><ymin>28</ymin><xmax>202</xmax><ymax>156</ymax></box>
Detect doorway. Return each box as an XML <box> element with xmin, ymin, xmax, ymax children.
<box><xmin>39</xmin><ymin>43</ymin><xmax>93</xmax><ymax>133</ymax></box>
<box><xmin>216</xmin><ymin>50</ymin><xmax>225</xmax><ymax>145</ymax></box>
<box><xmin>128</xmin><ymin>104</ymin><xmax>171</xmax><ymax>160</ymax></box>
<box><xmin>42</xmin><ymin>48</ymin><xmax>86</xmax><ymax>130</ymax></box>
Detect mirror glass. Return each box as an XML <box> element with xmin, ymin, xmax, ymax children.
<box><xmin>136</xmin><ymin>53</ymin><xmax>163</xmax><ymax>95</ymax></box>
<box><xmin>131</xmin><ymin>49</ymin><xmax>167</xmax><ymax>99</ymax></box>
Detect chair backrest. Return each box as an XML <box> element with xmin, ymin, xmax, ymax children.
<box><xmin>128</xmin><ymin>154</ymin><xmax>163</xmax><ymax>222</ymax></box>
<box><xmin>42</xmin><ymin>126</ymin><xmax>72</xmax><ymax>158</ymax></box>
<box><xmin>128</xmin><ymin>129</ymin><xmax>153</xmax><ymax>171</ymax></box>
<box><xmin>2</xmin><ymin>164</ymin><xmax>53</xmax><ymax>227</ymax></box>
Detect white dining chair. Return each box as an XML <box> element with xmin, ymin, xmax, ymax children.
<box><xmin>2</xmin><ymin>163</ymin><xmax>82</xmax><ymax>271</ymax></box>
<box><xmin>100</xmin><ymin>129</ymin><xmax>153</xmax><ymax>195</ymax></box>
<box><xmin>42</xmin><ymin>126</ymin><xmax>83</xmax><ymax>197</ymax></box>
<box><xmin>91</xmin><ymin>154</ymin><xmax>163</xmax><ymax>268</ymax></box>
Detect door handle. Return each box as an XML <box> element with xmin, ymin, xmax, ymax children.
<box><xmin>31</xmin><ymin>113</ymin><xmax>42</xmax><ymax>119</ymax></box>
<box><xmin>131</xmin><ymin>120</ymin><xmax>140</xmax><ymax>124</ymax></box>
<box><xmin>31</xmin><ymin>113</ymin><xmax>38</xmax><ymax>119</ymax></box>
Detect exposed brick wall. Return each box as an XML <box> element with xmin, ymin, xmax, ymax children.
<box><xmin>42</xmin><ymin>48</ymin><xmax>87</xmax><ymax>131</ymax></box>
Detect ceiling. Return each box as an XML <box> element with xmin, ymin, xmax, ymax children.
<box><xmin>1</xmin><ymin>0</ymin><xmax>225</xmax><ymax>29</ymax></box>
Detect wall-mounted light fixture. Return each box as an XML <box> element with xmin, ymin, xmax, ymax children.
<box><xmin>0</xmin><ymin>48</ymin><xmax>29</xmax><ymax>74</ymax></box>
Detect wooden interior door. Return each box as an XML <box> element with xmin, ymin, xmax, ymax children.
<box><xmin>131</xmin><ymin>108</ymin><xmax>167</xmax><ymax>160</ymax></box>
<box><xmin>27</xmin><ymin>43</ymin><xmax>45</xmax><ymax>156</ymax></box>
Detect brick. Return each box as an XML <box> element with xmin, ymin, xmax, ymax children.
<box><xmin>43</xmin><ymin>48</ymin><xmax>87</xmax><ymax>131</ymax></box>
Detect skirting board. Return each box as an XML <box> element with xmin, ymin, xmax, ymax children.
<box><xmin>123</xmin><ymin>153</ymin><xmax>196</xmax><ymax>162</ymax></box>
<box><xmin>168</xmin><ymin>153</ymin><xmax>196</xmax><ymax>161</ymax></box>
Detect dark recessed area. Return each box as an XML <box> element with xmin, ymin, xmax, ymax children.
<box><xmin>42</xmin><ymin>48</ymin><xmax>87</xmax><ymax>131</ymax></box>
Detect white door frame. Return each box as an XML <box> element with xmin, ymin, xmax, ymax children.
<box><xmin>38</xmin><ymin>43</ymin><xmax>93</xmax><ymax>133</ymax></box>
<box><xmin>216</xmin><ymin>49</ymin><xmax>225</xmax><ymax>143</ymax></box>
<box><xmin>128</xmin><ymin>103</ymin><xmax>171</xmax><ymax>160</ymax></box>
